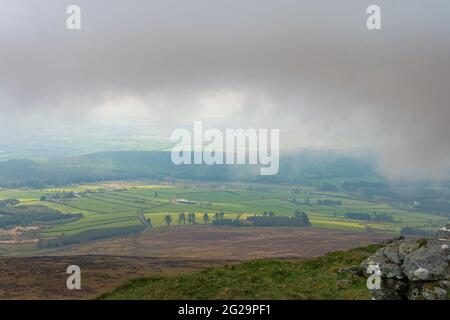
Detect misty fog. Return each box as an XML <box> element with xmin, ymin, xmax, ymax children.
<box><xmin>1</xmin><ymin>0</ymin><xmax>450</xmax><ymax>180</ymax></box>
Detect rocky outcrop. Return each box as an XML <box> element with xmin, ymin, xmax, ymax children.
<box><xmin>361</xmin><ymin>224</ymin><xmax>449</xmax><ymax>300</ymax></box>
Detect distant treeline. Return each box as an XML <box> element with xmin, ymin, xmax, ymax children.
<box><xmin>38</xmin><ymin>225</ymin><xmax>146</xmax><ymax>248</ymax></box>
<box><xmin>0</xmin><ymin>198</ymin><xmax>20</xmax><ymax>207</ymax></box>
<box><xmin>316</xmin><ymin>199</ymin><xmax>342</xmax><ymax>206</ymax></box>
<box><xmin>2</xmin><ymin>150</ymin><xmax>449</xmax><ymax>218</ymax></box>
<box><xmin>247</xmin><ymin>215</ymin><xmax>311</xmax><ymax>227</ymax></box>
<box><xmin>342</xmin><ymin>181</ymin><xmax>389</xmax><ymax>193</ymax></box>
<box><xmin>345</xmin><ymin>212</ymin><xmax>394</xmax><ymax>222</ymax></box>
<box><xmin>341</xmin><ymin>182</ymin><xmax>450</xmax><ymax>216</ymax></box>
<box><xmin>0</xmin><ymin>150</ymin><xmax>377</xmax><ymax>188</ymax></box>
<box><xmin>400</xmin><ymin>226</ymin><xmax>435</xmax><ymax>237</ymax></box>
<box><xmin>415</xmin><ymin>200</ymin><xmax>450</xmax><ymax>215</ymax></box>
<box><xmin>0</xmin><ymin>205</ymin><xmax>82</xmax><ymax>228</ymax></box>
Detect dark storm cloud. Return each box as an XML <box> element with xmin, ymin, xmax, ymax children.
<box><xmin>1</xmin><ymin>0</ymin><xmax>450</xmax><ymax>180</ymax></box>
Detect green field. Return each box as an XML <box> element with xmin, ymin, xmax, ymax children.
<box><xmin>0</xmin><ymin>181</ymin><xmax>447</xmax><ymax>250</ymax></box>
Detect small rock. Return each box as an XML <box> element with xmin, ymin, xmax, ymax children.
<box><xmin>434</xmin><ymin>287</ymin><xmax>448</xmax><ymax>300</ymax></box>
<box><xmin>337</xmin><ymin>279</ymin><xmax>353</xmax><ymax>289</ymax></box>
<box><xmin>422</xmin><ymin>286</ymin><xmax>448</xmax><ymax>300</ymax></box>
<box><xmin>338</xmin><ymin>265</ymin><xmax>364</xmax><ymax>277</ymax></box>
<box><xmin>383</xmin><ymin>242</ymin><xmax>402</xmax><ymax>264</ymax></box>
<box><xmin>436</xmin><ymin>224</ymin><xmax>450</xmax><ymax>240</ymax></box>
<box><xmin>382</xmin><ymin>235</ymin><xmax>405</xmax><ymax>245</ymax></box>
<box><xmin>413</xmin><ymin>267</ymin><xmax>430</xmax><ymax>280</ymax></box>
<box><xmin>398</xmin><ymin>240</ymin><xmax>421</xmax><ymax>259</ymax></box>
<box><xmin>403</xmin><ymin>239</ymin><xmax>449</xmax><ymax>281</ymax></box>
<box><xmin>361</xmin><ymin>253</ymin><xmax>389</xmax><ymax>272</ymax></box>
<box><xmin>422</xmin><ymin>289</ymin><xmax>435</xmax><ymax>300</ymax></box>
<box><xmin>438</xmin><ymin>280</ymin><xmax>449</xmax><ymax>289</ymax></box>
<box><xmin>381</xmin><ymin>263</ymin><xmax>404</xmax><ymax>279</ymax></box>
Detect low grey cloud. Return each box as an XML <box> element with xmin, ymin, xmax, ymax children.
<box><xmin>1</xmin><ymin>0</ymin><xmax>450</xmax><ymax>180</ymax></box>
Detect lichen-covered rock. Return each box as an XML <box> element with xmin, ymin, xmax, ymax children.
<box><xmin>409</xmin><ymin>281</ymin><xmax>447</xmax><ymax>300</ymax></box>
<box><xmin>361</xmin><ymin>250</ymin><xmax>389</xmax><ymax>270</ymax></box>
<box><xmin>380</xmin><ymin>263</ymin><xmax>404</xmax><ymax>279</ymax></box>
<box><xmin>436</xmin><ymin>224</ymin><xmax>450</xmax><ymax>240</ymax></box>
<box><xmin>439</xmin><ymin>280</ymin><xmax>449</xmax><ymax>289</ymax></box>
<box><xmin>370</xmin><ymin>278</ymin><xmax>408</xmax><ymax>300</ymax></box>
<box><xmin>403</xmin><ymin>239</ymin><xmax>449</xmax><ymax>281</ymax></box>
<box><xmin>432</xmin><ymin>286</ymin><xmax>448</xmax><ymax>300</ymax></box>
<box><xmin>361</xmin><ymin>225</ymin><xmax>450</xmax><ymax>300</ymax></box>
<box><xmin>412</xmin><ymin>267</ymin><xmax>429</xmax><ymax>280</ymax></box>
<box><xmin>398</xmin><ymin>240</ymin><xmax>421</xmax><ymax>259</ymax></box>
<box><xmin>382</xmin><ymin>241</ymin><xmax>402</xmax><ymax>264</ymax></box>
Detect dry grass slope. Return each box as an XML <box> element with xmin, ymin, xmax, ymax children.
<box><xmin>100</xmin><ymin>244</ymin><xmax>384</xmax><ymax>300</ymax></box>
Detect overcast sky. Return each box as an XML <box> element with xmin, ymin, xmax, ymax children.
<box><xmin>1</xmin><ymin>0</ymin><xmax>450</xmax><ymax>180</ymax></box>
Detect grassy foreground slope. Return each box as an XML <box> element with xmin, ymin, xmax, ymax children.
<box><xmin>100</xmin><ymin>244</ymin><xmax>382</xmax><ymax>300</ymax></box>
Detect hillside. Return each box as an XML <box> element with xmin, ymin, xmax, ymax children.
<box><xmin>0</xmin><ymin>255</ymin><xmax>228</xmax><ymax>300</ymax></box>
<box><xmin>99</xmin><ymin>244</ymin><xmax>383</xmax><ymax>300</ymax></box>
<box><xmin>0</xmin><ymin>150</ymin><xmax>379</xmax><ymax>188</ymax></box>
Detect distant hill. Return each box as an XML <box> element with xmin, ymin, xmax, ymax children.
<box><xmin>0</xmin><ymin>150</ymin><xmax>379</xmax><ymax>188</ymax></box>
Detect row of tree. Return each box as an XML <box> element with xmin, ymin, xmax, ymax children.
<box><xmin>162</xmin><ymin>210</ymin><xmax>311</xmax><ymax>227</ymax></box>
<box><xmin>164</xmin><ymin>212</ymin><xmax>204</xmax><ymax>226</ymax></box>
<box><xmin>163</xmin><ymin>211</ymin><xmax>234</xmax><ymax>226</ymax></box>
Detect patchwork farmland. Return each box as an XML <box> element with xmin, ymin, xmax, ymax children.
<box><xmin>0</xmin><ymin>181</ymin><xmax>447</xmax><ymax>256</ymax></box>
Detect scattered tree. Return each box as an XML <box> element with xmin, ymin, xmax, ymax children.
<box><xmin>164</xmin><ymin>214</ymin><xmax>172</xmax><ymax>226</ymax></box>
<box><xmin>187</xmin><ymin>212</ymin><xmax>196</xmax><ymax>224</ymax></box>
<box><xmin>178</xmin><ymin>212</ymin><xmax>186</xmax><ymax>225</ymax></box>
<box><xmin>294</xmin><ymin>211</ymin><xmax>311</xmax><ymax>226</ymax></box>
